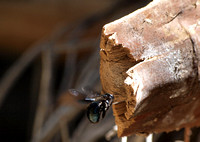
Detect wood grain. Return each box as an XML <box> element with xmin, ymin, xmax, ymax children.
<box><xmin>100</xmin><ymin>0</ymin><xmax>200</xmax><ymax>137</ymax></box>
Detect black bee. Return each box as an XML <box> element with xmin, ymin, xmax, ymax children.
<box><xmin>68</xmin><ymin>88</ymin><xmax>114</xmax><ymax>123</ymax></box>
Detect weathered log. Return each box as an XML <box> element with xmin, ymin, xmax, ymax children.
<box><xmin>100</xmin><ymin>0</ymin><xmax>200</xmax><ymax>137</ymax></box>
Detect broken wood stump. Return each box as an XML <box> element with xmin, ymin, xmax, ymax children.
<box><xmin>100</xmin><ymin>0</ymin><xmax>200</xmax><ymax>137</ymax></box>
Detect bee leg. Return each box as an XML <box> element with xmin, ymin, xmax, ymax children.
<box><xmin>100</xmin><ymin>101</ymin><xmax>107</xmax><ymax>118</ymax></box>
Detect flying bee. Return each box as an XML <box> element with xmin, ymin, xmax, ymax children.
<box><xmin>68</xmin><ymin>88</ymin><xmax>114</xmax><ymax>123</ymax></box>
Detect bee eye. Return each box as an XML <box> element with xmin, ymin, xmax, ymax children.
<box><xmin>87</xmin><ymin>102</ymin><xmax>101</xmax><ymax>123</ymax></box>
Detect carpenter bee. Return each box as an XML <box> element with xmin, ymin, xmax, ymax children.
<box><xmin>68</xmin><ymin>88</ymin><xmax>114</xmax><ymax>123</ymax></box>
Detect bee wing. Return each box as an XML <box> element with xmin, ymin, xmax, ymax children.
<box><xmin>81</xmin><ymin>87</ymin><xmax>99</xmax><ymax>96</ymax></box>
<box><xmin>68</xmin><ymin>89</ymin><xmax>87</xmax><ymax>102</ymax></box>
<box><xmin>81</xmin><ymin>87</ymin><xmax>104</xmax><ymax>101</ymax></box>
<box><xmin>68</xmin><ymin>87</ymin><xmax>104</xmax><ymax>102</ymax></box>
